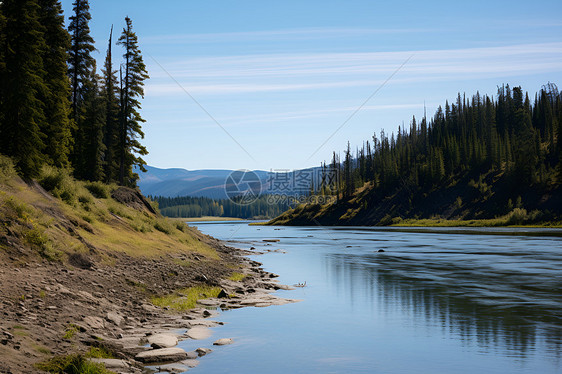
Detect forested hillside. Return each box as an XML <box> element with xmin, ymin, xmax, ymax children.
<box><xmin>270</xmin><ymin>84</ymin><xmax>562</xmax><ymax>226</ymax></box>
<box><xmin>154</xmin><ymin>195</ymin><xmax>292</xmax><ymax>219</ymax></box>
<box><xmin>0</xmin><ymin>0</ymin><xmax>149</xmax><ymax>186</ymax></box>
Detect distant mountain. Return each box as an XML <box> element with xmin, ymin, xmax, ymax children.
<box><xmin>137</xmin><ymin>166</ymin><xmax>251</xmax><ymax>198</ymax></box>
<box><xmin>136</xmin><ymin>165</ymin><xmax>321</xmax><ymax>199</ymax></box>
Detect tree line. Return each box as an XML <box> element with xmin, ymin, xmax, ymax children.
<box><xmin>0</xmin><ymin>0</ymin><xmax>149</xmax><ymax>186</ymax></box>
<box><xmin>316</xmin><ymin>84</ymin><xmax>562</xmax><ymax>205</ymax></box>
<box><xmin>153</xmin><ymin>195</ymin><xmax>292</xmax><ymax>219</ymax></box>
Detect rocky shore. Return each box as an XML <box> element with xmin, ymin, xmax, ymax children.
<box><xmin>0</xmin><ymin>238</ymin><xmax>298</xmax><ymax>374</ymax></box>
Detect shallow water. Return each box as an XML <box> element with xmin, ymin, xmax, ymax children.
<box><xmin>179</xmin><ymin>222</ymin><xmax>562</xmax><ymax>374</ymax></box>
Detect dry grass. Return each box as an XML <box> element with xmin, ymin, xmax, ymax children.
<box><xmin>0</xmin><ymin>157</ymin><xmax>221</xmax><ymax>262</ymax></box>
<box><xmin>151</xmin><ymin>285</ymin><xmax>222</xmax><ymax>311</ymax></box>
<box><xmin>228</xmin><ymin>272</ymin><xmax>246</xmax><ymax>282</ymax></box>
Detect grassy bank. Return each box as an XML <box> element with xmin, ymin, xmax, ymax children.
<box><xmin>0</xmin><ymin>155</ymin><xmax>242</xmax><ymax>372</ymax></box>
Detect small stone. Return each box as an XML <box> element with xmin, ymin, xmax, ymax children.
<box><xmin>148</xmin><ymin>333</ymin><xmax>178</xmax><ymax>348</ymax></box>
<box><xmin>106</xmin><ymin>311</ymin><xmax>124</xmax><ymax>326</ymax></box>
<box><xmin>213</xmin><ymin>338</ymin><xmax>233</xmax><ymax>346</ymax></box>
<box><xmin>88</xmin><ymin>358</ymin><xmax>129</xmax><ymax>369</ymax></box>
<box><xmin>135</xmin><ymin>348</ymin><xmax>188</xmax><ymax>363</ymax></box>
<box><xmin>185</xmin><ymin>326</ymin><xmax>212</xmax><ymax>340</ymax></box>
<box><xmin>195</xmin><ymin>348</ymin><xmax>212</xmax><ymax>357</ymax></box>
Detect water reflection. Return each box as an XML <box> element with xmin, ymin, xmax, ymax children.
<box><xmin>325</xmin><ymin>249</ymin><xmax>562</xmax><ymax>361</ymax></box>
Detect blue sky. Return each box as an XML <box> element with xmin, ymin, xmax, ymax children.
<box><xmin>60</xmin><ymin>0</ymin><xmax>562</xmax><ymax>171</ymax></box>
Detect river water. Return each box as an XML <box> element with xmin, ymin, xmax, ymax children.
<box><xmin>179</xmin><ymin>222</ymin><xmax>562</xmax><ymax>374</ymax></box>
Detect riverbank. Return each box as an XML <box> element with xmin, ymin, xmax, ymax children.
<box><xmin>0</xmin><ymin>164</ymin><xmax>297</xmax><ymax>373</ymax></box>
<box><xmin>0</xmin><ymin>230</ymin><xmax>298</xmax><ymax>373</ymax></box>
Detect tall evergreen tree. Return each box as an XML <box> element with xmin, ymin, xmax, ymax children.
<box><xmin>101</xmin><ymin>26</ymin><xmax>120</xmax><ymax>183</ymax></box>
<box><xmin>38</xmin><ymin>0</ymin><xmax>73</xmax><ymax>168</ymax></box>
<box><xmin>117</xmin><ymin>17</ymin><xmax>149</xmax><ymax>186</ymax></box>
<box><xmin>67</xmin><ymin>0</ymin><xmax>95</xmax><ymax>174</ymax></box>
<box><xmin>79</xmin><ymin>64</ymin><xmax>106</xmax><ymax>181</ymax></box>
<box><xmin>0</xmin><ymin>0</ymin><xmax>47</xmax><ymax>177</ymax></box>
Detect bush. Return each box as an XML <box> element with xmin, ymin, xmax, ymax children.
<box><xmin>505</xmin><ymin>208</ymin><xmax>528</xmax><ymax>225</ymax></box>
<box><xmin>24</xmin><ymin>227</ymin><xmax>62</xmax><ymax>261</ymax></box>
<box><xmin>36</xmin><ymin>354</ymin><xmax>112</xmax><ymax>374</ymax></box>
<box><xmin>84</xmin><ymin>182</ymin><xmax>110</xmax><ymax>199</ymax></box>
<box><xmin>154</xmin><ymin>220</ymin><xmax>173</xmax><ymax>234</ymax></box>
<box><xmin>38</xmin><ymin>167</ymin><xmax>78</xmax><ymax>205</ymax></box>
<box><xmin>0</xmin><ymin>155</ymin><xmax>16</xmax><ymax>182</ymax></box>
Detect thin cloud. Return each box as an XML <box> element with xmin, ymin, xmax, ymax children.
<box><xmin>143</xmin><ymin>27</ymin><xmax>434</xmax><ymax>44</ymax></box>
<box><xmin>145</xmin><ymin>42</ymin><xmax>562</xmax><ymax>96</ymax></box>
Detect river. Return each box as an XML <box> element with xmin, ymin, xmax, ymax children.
<box><xmin>179</xmin><ymin>222</ymin><xmax>562</xmax><ymax>374</ymax></box>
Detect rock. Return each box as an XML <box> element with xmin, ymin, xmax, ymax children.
<box><xmin>195</xmin><ymin>348</ymin><xmax>212</xmax><ymax>357</ymax></box>
<box><xmin>202</xmin><ymin>310</ymin><xmax>212</xmax><ymax>317</ymax></box>
<box><xmin>378</xmin><ymin>249</ymin><xmax>385</xmax><ymax>252</ymax></box>
<box><xmin>185</xmin><ymin>351</ymin><xmax>199</xmax><ymax>359</ymax></box>
<box><xmin>135</xmin><ymin>347</ymin><xmax>188</xmax><ymax>363</ymax></box>
<box><xmin>213</xmin><ymin>338</ymin><xmax>233</xmax><ymax>346</ymax></box>
<box><xmin>275</xmin><ymin>284</ymin><xmax>295</xmax><ymax>290</ymax></box>
<box><xmin>186</xmin><ymin>326</ymin><xmax>212</xmax><ymax>340</ymax></box>
<box><xmin>198</xmin><ymin>299</ymin><xmax>220</xmax><ymax>307</ymax></box>
<box><xmin>147</xmin><ymin>333</ymin><xmax>178</xmax><ymax>349</ymax></box>
<box><xmin>263</xmin><ymin>239</ymin><xmax>280</xmax><ymax>242</ymax></box>
<box><xmin>83</xmin><ymin>316</ymin><xmax>105</xmax><ymax>329</ymax></box>
<box><xmin>157</xmin><ymin>363</ymin><xmax>190</xmax><ymax>373</ymax></box>
<box><xmin>106</xmin><ymin>311</ymin><xmax>124</xmax><ymax>326</ymax></box>
<box><xmin>181</xmin><ymin>359</ymin><xmax>200</xmax><ymax>368</ymax></box>
<box><xmin>88</xmin><ymin>358</ymin><xmax>129</xmax><ymax>369</ymax></box>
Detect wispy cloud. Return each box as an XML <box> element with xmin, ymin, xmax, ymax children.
<box><xmin>143</xmin><ymin>27</ymin><xmax>434</xmax><ymax>44</ymax></box>
<box><xmin>145</xmin><ymin>42</ymin><xmax>562</xmax><ymax>96</ymax></box>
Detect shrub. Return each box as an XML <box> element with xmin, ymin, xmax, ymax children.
<box><xmin>38</xmin><ymin>167</ymin><xmax>78</xmax><ymax>205</ymax></box>
<box><xmin>24</xmin><ymin>227</ymin><xmax>62</xmax><ymax>261</ymax></box>
<box><xmin>84</xmin><ymin>182</ymin><xmax>110</xmax><ymax>199</ymax></box>
<box><xmin>0</xmin><ymin>155</ymin><xmax>16</xmax><ymax>181</ymax></box>
<box><xmin>154</xmin><ymin>220</ymin><xmax>173</xmax><ymax>234</ymax></box>
<box><xmin>505</xmin><ymin>208</ymin><xmax>528</xmax><ymax>225</ymax></box>
<box><xmin>36</xmin><ymin>354</ymin><xmax>112</xmax><ymax>374</ymax></box>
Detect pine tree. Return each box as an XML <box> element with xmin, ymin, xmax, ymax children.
<box><xmin>117</xmin><ymin>16</ymin><xmax>149</xmax><ymax>186</ymax></box>
<box><xmin>67</xmin><ymin>0</ymin><xmax>95</xmax><ymax>174</ymax></box>
<box><xmin>38</xmin><ymin>0</ymin><xmax>73</xmax><ymax>168</ymax></box>
<box><xmin>79</xmin><ymin>64</ymin><xmax>106</xmax><ymax>181</ymax></box>
<box><xmin>0</xmin><ymin>0</ymin><xmax>48</xmax><ymax>177</ymax></box>
<box><xmin>101</xmin><ymin>26</ymin><xmax>120</xmax><ymax>182</ymax></box>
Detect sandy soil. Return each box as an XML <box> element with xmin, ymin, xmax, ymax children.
<box><xmin>0</xmin><ymin>235</ymin><xmax>295</xmax><ymax>373</ymax></box>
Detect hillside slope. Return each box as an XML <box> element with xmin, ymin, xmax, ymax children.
<box><xmin>268</xmin><ymin>170</ymin><xmax>562</xmax><ymax>227</ymax></box>
<box><xmin>0</xmin><ymin>157</ymin><xmax>241</xmax><ymax>372</ymax></box>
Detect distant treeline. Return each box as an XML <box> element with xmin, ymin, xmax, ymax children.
<box><xmin>270</xmin><ymin>83</ymin><xmax>562</xmax><ymax>225</ymax></box>
<box><xmin>0</xmin><ymin>0</ymin><xmax>148</xmax><ymax>186</ymax></box>
<box><xmin>153</xmin><ymin>195</ymin><xmax>292</xmax><ymax>219</ymax></box>
<box><xmin>318</xmin><ymin>83</ymin><xmax>562</xmax><ymax>199</ymax></box>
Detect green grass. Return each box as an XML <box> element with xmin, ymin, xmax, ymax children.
<box><xmin>84</xmin><ymin>346</ymin><xmax>115</xmax><ymax>359</ymax></box>
<box><xmin>172</xmin><ymin>258</ymin><xmax>191</xmax><ymax>267</ymax></box>
<box><xmin>63</xmin><ymin>324</ymin><xmax>79</xmax><ymax>340</ymax></box>
<box><xmin>228</xmin><ymin>272</ymin><xmax>246</xmax><ymax>282</ymax></box>
<box><xmin>36</xmin><ymin>354</ymin><xmax>115</xmax><ymax>374</ymax></box>
<box><xmin>151</xmin><ymin>285</ymin><xmax>222</xmax><ymax>311</ymax></box>
<box><xmin>391</xmin><ymin>209</ymin><xmax>562</xmax><ymax>228</ymax></box>
<box><xmin>33</xmin><ymin>344</ymin><xmax>51</xmax><ymax>355</ymax></box>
